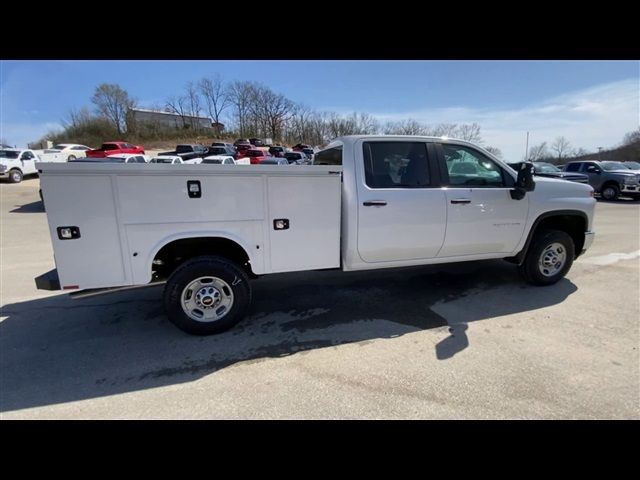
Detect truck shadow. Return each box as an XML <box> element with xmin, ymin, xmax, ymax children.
<box><xmin>9</xmin><ymin>201</ymin><xmax>44</xmax><ymax>213</ymax></box>
<box><xmin>0</xmin><ymin>260</ymin><xmax>577</xmax><ymax>413</ymax></box>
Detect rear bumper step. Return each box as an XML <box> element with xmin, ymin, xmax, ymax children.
<box><xmin>35</xmin><ymin>269</ymin><xmax>61</xmax><ymax>291</ymax></box>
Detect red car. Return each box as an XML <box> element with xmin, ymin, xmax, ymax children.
<box><xmin>235</xmin><ymin>143</ymin><xmax>254</xmax><ymax>157</ymax></box>
<box><xmin>242</xmin><ymin>149</ymin><xmax>270</xmax><ymax>164</ymax></box>
<box><xmin>86</xmin><ymin>141</ymin><xmax>145</xmax><ymax>158</ymax></box>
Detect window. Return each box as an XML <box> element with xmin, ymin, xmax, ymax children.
<box><xmin>122</xmin><ymin>143</ymin><xmax>133</xmax><ymax>149</ymax></box>
<box><xmin>442</xmin><ymin>144</ymin><xmax>505</xmax><ymax>187</ymax></box>
<box><xmin>21</xmin><ymin>152</ymin><xmax>35</xmax><ymax>160</ymax></box>
<box><xmin>314</xmin><ymin>146</ymin><xmax>342</xmax><ymax>165</ymax></box>
<box><xmin>102</xmin><ymin>144</ymin><xmax>118</xmax><ymax>151</ymax></box>
<box><xmin>363</xmin><ymin>142</ymin><xmax>430</xmax><ymax>189</ymax></box>
<box><xmin>135</xmin><ymin>156</ymin><xmax>146</xmax><ymax>163</ymax></box>
<box><xmin>565</xmin><ymin>163</ymin><xmax>582</xmax><ymax>172</ymax></box>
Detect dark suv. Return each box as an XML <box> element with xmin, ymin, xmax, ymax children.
<box><xmin>562</xmin><ymin>160</ymin><xmax>640</xmax><ymax>200</ymax></box>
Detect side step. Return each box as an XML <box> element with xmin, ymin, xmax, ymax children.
<box><xmin>69</xmin><ymin>281</ymin><xmax>166</xmax><ymax>299</ymax></box>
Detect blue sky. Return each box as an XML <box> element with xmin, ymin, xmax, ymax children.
<box><xmin>1</xmin><ymin>60</ymin><xmax>638</xmax><ymax>159</ymax></box>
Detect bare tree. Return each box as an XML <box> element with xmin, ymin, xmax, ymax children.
<box><xmin>165</xmin><ymin>95</ymin><xmax>189</xmax><ymax>129</ymax></box>
<box><xmin>383</xmin><ymin>119</ymin><xmax>427</xmax><ymax>135</ymax></box>
<box><xmin>91</xmin><ymin>83</ymin><xmax>135</xmax><ymax>135</ymax></box>
<box><xmin>551</xmin><ymin>136</ymin><xmax>572</xmax><ymax>161</ymax></box>
<box><xmin>622</xmin><ymin>128</ymin><xmax>640</xmax><ymax>146</ymax></box>
<box><xmin>484</xmin><ymin>146</ymin><xmax>503</xmax><ymax>158</ymax></box>
<box><xmin>428</xmin><ymin>123</ymin><xmax>459</xmax><ymax>137</ymax></box>
<box><xmin>199</xmin><ymin>75</ymin><xmax>229</xmax><ymax>135</ymax></box>
<box><xmin>228</xmin><ymin>81</ymin><xmax>256</xmax><ymax>137</ymax></box>
<box><xmin>457</xmin><ymin>123</ymin><xmax>482</xmax><ymax>143</ymax></box>
<box><xmin>528</xmin><ymin>142</ymin><xmax>549</xmax><ymax>161</ymax></box>
<box><xmin>185</xmin><ymin>82</ymin><xmax>202</xmax><ymax>131</ymax></box>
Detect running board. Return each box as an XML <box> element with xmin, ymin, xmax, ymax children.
<box><xmin>69</xmin><ymin>281</ymin><xmax>166</xmax><ymax>299</ymax></box>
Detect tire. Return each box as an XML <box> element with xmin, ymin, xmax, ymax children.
<box><xmin>600</xmin><ymin>183</ymin><xmax>620</xmax><ymax>201</ymax></box>
<box><xmin>9</xmin><ymin>169</ymin><xmax>23</xmax><ymax>183</ymax></box>
<box><xmin>67</xmin><ymin>155</ymin><xmax>76</xmax><ymax>161</ymax></box>
<box><xmin>518</xmin><ymin>229</ymin><xmax>575</xmax><ymax>286</ymax></box>
<box><xmin>163</xmin><ymin>255</ymin><xmax>251</xmax><ymax>335</ymax></box>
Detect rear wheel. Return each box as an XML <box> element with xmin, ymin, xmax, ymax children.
<box><xmin>9</xmin><ymin>169</ymin><xmax>23</xmax><ymax>183</ymax></box>
<box><xmin>519</xmin><ymin>229</ymin><xmax>575</xmax><ymax>286</ymax></box>
<box><xmin>67</xmin><ymin>155</ymin><xmax>76</xmax><ymax>161</ymax></box>
<box><xmin>601</xmin><ymin>184</ymin><xmax>620</xmax><ymax>201</ymax></box>
<box><xmin>163</xmin><ymin>255</ymin><xmax>251</xmax><ymax>335</ymax></box>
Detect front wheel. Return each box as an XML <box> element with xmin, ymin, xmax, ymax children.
<box><xmin>518</xmin><ymin>229</ymin><xmax>575</xmax><ymax>286</ymax></box>
<box><xmin>9</xmin><ymin>169</ymin><xmax>23</xmax><ymax>183</ymax></box>
<box><xmin>163</xmin><ymin>255</ymin><xmax>251</xmax><ymax>335</ymax></box>
<box><xmin>600</xmin><ymin>184</ymin><xmax>620</xmax><ymax>201</ymax></box>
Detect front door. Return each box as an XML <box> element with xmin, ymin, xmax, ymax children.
<box><xmin>436</xmin><ymin>143</ymin><xmax>529</xmax><ymax>257</ymax></box>
<box><xmin>20</xmin><ymin>151</ymin><xmax>38</xmax><ymax>174</ymax></box>
<box><xmin>356</xmin><ymin>140</ymin><xmax>447</xmax><ymax>263</ymax></box>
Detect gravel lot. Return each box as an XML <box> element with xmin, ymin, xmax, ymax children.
<box><xmin>1</xmin><ymin>177</ymin><xmax>638</xmax><ymax>419</ymax></box>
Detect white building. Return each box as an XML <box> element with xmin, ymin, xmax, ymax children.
<box><xmin>130</xmin><ymin>108</ymin><xmax>214</xmax><ymax>130</ymax></box>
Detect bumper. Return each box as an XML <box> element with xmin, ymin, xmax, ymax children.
<box><xmin>581</xmin><ymin>231</ymin><xmax>595</xmax><ymax>255</ymax></box>
<box><xmin>35</xmin><ymin>269</ymin><xmax>61</xmax><ymax>291</ymax></box>
<box><xmin>0</xmin><ymin>171</ymin><xmax>9</xmax><ymax>179</ymax></box>
<box><xmin>621</xmin><ymin>185</ymin><xmax>639</xmax><ymax>193</ymax></box>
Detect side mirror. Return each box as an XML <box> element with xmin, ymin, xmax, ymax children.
<box><xmin>511</xmin><ymin>162</ymin><xmax>535</xmax><ymax>200</ymax></box>
<box><xmin>587</xmin><ymin>166</ymin><xmax>601</xmax><ymax>174</ymax></box>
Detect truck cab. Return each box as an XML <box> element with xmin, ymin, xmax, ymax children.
<box><xmin>0</xmin><ymin>149</ymin><xmax>39</xmax><ymax>183</ymax></box>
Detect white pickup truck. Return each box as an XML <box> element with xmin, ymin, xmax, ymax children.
<box><xmin>35</xmin><ymin>135</ymin><xmax>596</xmax><ymax>335</ymax></box>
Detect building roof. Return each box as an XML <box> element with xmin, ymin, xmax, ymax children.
<box><xmin>130</xmin><ymin>107</ymin><xmax>211</xmax><ymax>122</ymax></box>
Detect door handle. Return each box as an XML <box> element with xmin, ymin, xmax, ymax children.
<box><xmin>363</xmin><ymin>200</ymin><xmax>387</xmax><ymax>207</ymax></box>
<box><xmin>450</xmin><ymin>199</ymin><xmax>471</xmax><ymax>204</ymax></box>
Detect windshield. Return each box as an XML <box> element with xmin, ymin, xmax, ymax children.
<box><xmin>534</xmin><ymin>162</ymin><xmax>561</xmax><ymax>173</ymax></box>
<box><xmin>203</xmin><ymin>159</ymin><xmax>223</xmax><ymax>164</ymax></box>
<box><xmin>0</xmin><ymin>150</ymin><xmax>20</xmax><ymax>159</ymax></box>
<box><xmin>52</xmin><ymin>144</ymin><xmax>67</xmax><ymax>150</ymax></box>
<box><xmin>601</xmin><ymin>161</ymin><xmax>628</xmax><ymax>171</ymax></box>
<box><xmin>624</xmin><ymin>161</ymin><xmax>640</xmax><ymax>169</ymax></box>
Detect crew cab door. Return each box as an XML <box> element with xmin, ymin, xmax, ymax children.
<box><xmin>20</xmin><ymin>150</ymin><xmax>38</xmax><ymax>174</ymax></box>
<box><xmin>355</xmin><ymin>139</ymin><xmax>447</xmax><ymax>262</ymax></box>
<box><xmin>436</xmin><ymin>143</ymin><xmax>528</xmax><ymax>257</ymax></box>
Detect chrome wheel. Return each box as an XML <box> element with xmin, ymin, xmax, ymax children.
<box><xmin>180</xmin><ymin>276</ymin><xmax>234</xmax><ymax>322</ymax></box>
<box><xmin>602</xmin><ymin>186</ymin><xmax>617</xmax><ymax>200</ymax></box>
<box><xmin>538</xmin><ymin>242</ymin><xmax>566</xmax><ymax>277</ymax></box>
<box><xmin>10</xmin><ymin>170</ymin><xmax>22</xmax><ymax>183</ymax></box>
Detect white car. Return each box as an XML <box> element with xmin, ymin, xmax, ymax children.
<box><xmin>46</xmin><ymin>143</ymin><xmax>92</xmax><ymax>161</ymax></box>
<box><xmin>150</xmin><ymin>156</ymin><xmax>184</xmax><ymax>164</ymax></box>
<box><xmin>0</xmin><ymin>148</ymin><xmax>39</xmax><ymax>183</ymax></box>
<box><xmin>106</xmin><ymin>154</ymin><xmax>150</xmax><ymax>163</ymax></box>
<box><xmin>202</xmin><ymin>155</ymin><xmax>237</xmax><ymax>165</ymax></box>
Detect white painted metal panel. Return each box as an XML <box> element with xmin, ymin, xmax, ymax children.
<box><xmin>267</xmin><ymin>175</ymin><xmax>341</xmax><ymax>272</ymax></box>
<box><xmin>40</xmin><ymin>175</ymin><xmax>126</xmax><ymax>289</ymax></box>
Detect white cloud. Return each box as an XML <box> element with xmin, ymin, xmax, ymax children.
<box><xmin>0</xmin><ymin>122</ymin><xmax>63</xmax><ymax>148</ymax></box>
<box><xmin>370</xmin><ymin>78</ymin><xmax>639</xmax><ymax>160</ymax></box>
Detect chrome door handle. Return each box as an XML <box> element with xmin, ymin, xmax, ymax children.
<box><xmin>363</xmin><ymin>200</ymin><xmax>387</xmax><ymax>207</ymax></box>
<box><xmin>450</xmin><ymin>199</ymin><xmax>471</xmax><ymax>204</ymax></box>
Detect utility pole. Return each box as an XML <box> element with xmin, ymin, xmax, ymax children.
<box><xmin>525</xmin><ymin>131</ymin><xmax>530</xmax><ymax>161</ymax></box>
<box><xmin>598</xmin><ymin>147</ymin><xmax>603</xmax><ymax>161</ymax></box>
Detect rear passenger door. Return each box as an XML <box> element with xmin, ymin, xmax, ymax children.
<box><xmin>355</xmin><ymin>139</ymin><xmax>447</xmax><ymax>262</ymax></box>
<box><xmin>436</xmin><ymin>143</ymin><xmax>528</xmax><ymax>257</ymax></box>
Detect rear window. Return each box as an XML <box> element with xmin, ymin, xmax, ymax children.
<box><xmin>152</xmin><ymin>157</ymin><xmax>175</xmax><ymax>163</ymax></box>
<box><xmin>203</xmin><ymin>159</ymin><xmax>223</xmax><ymax>164</ymax></box>
<box><xmin>0</xmin><ymin>150</ymin><xmax>19</xmax><ymax>159</ymax></box>
<box><xmin>102</xmin><ymin>143</ymin><xmax>119</xmax><ymax>151</ymax></box>
<box><xmin>176</xmin><ymin>145</ymin><xmax>193</xmax><ymax>153</ymax></box>
<box><xmin>208</xmin><ymin>147</ymin><xmax>226</xmax><ymax>155</ymax></box>
<box><xmin>313</xmin><ymin>146</ymin><xmax>342</xmax><ymax>165</ymax></box>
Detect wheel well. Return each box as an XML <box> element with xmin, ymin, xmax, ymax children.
<box><xmin>600</xmin><ymin>180</ymin><xmax>619</xmax><ymax>191</ymax></box>
<box><xmin>534</xmin><ymin>215</ymin><xmax>586</xmax><ymax>257</ymax></box>
<box><xmin>152</xmin><ymin>237</ymin><xmax>255</xmax><ymax>280</ymax></box>
<box><xmin>509</xmin><ymin>213</ymin><xmax>587</xmax><ymax>264</ymax></box>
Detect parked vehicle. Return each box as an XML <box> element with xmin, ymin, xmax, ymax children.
<box><xmin>622</xmin><ymin>161</ymin><xmax>640</xmax><ymax>172</ymax></box>
<box><xmin>508</xmin><ymin>161</ymin><xmax>589</xmax><ymax>183</ymax></box>
<box><xmin>106</xmin><ymin>154</ymin><xmax>149</xmax><ymax>163</ymax></box>
<box><xmin>260</xmin><ymin>157</ymin><xmax>289</xmax><ymax>165</ymax></box>
<box><xmin>242</xmin><ymin>149</ymin><xmax>270</xmax><ymax>164</ymax></box>
<box><xmin>233</xmin><ymin>139</ymin><xmax>251</xmax><ymax>146</ymax></box>
<box><xmin>284</xmin><ymin>151</ymin><xmax>310</xmax><ymax>165</ymax></box>
<box><xmin>149</xmin><ymin>156</ymin><xmax>184</xmax><ymax>164</ymax></box>
<box><xmin>292</xmin><ymin>143</ymin><xmax>311</xmax><ymax>152</ymax></box>
<box><xmin>202</xmin><ymin>155</ymin><xmax>237</xmax><ymax>165</ymax></box>
<box><xmin>268</xmin><ymin>146</ymin><xmax>287</xmax><ymax>157</ymax></box>
<box><xmin>207</xmin><ymin>145</ymin><xmax>238</xmax><ymax>159</ymax></box>
<box><xmin>159</xmin><ymin>144</ymin><xmax>208</xmax><ymax>162</ymax></box>
<box><xmin>301</xmin><ymin>148</ymin><xmax>315</xmax><ymax>161</ymax></box>
<box><xmin>0</xmin><ymin>149</ymin><xmax>39</xmax><ymax>183</ymax></box>
<box><xmin>562</xmin><ymin>160</ymin><xmax>640</xmax><ymax>200</ymax></box>
<box><xmin>45</xmin><ymin>143</ymin><xmax>92</xmax><ymax>161</ymax></box>
<box><xmin>86</xmin><ymin>142</ymin><xmax>145</xmax><ymax>158</ymax></box>
<box><xmin>36</xmin><ymin>135</ymin><xmax>596</xmax><ymax>336</ymax></box>
<box><xmin>249</xmin><ymin>138</ymin><xmax>265</xmax><ymax>147</ymax></box>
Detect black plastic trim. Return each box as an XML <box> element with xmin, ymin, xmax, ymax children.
<box><xmin>35</xmin><ymin>269</ymin><xmax>61</xmax><ymax>291</ymax></box>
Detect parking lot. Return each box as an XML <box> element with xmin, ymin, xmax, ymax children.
<box><xmin>1</xmin><ymin>177</ymin><xmax>638</xmax><ymax>419</ymax></box>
